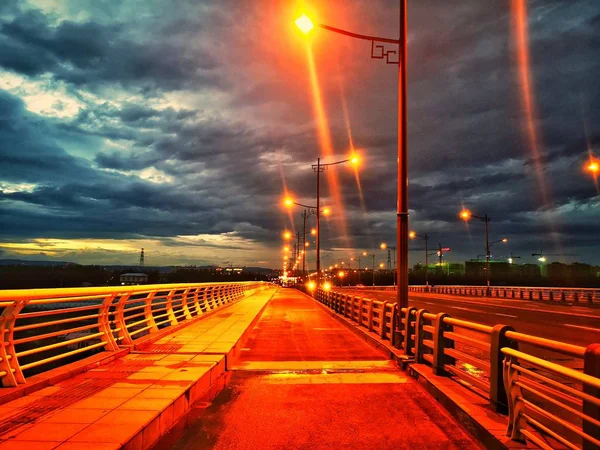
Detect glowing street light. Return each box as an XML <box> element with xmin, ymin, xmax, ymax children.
<box><xmin>307</xmin><ymin>280</ymin><xmax>316</xmax><ymax>291</ymax></box>
<box><xmin>409</xmin><ymin>230</ymin><xmax>430</xmax><ymax>288</ymax></box>
<box><xmin>294</xmin><ymin>1</ymin><xmax>410</xmax><ymax>327</ymax></box>
<box><xmin>311</xmin><ymin>228</ymin><xmax>317</xmax><ymax>235</ymax></box>
<box><xmin>323</xmin><ymin>281</ymin><xmax>332</xmax><ymax>292</ymax></box>
<box><xmin>294</xmin><ymin>14</ymin><xmax>315</xmax><ymax>35</ymax></box>
<box><xmin>459</xmin><ymin>208</ymin><xmax>494</xmax><ymax>295</ymax></box>
<box><xmin>283</xmin><ymin>231</ymin><xmax>292</xmax><ymax>240</ymax></box>
<box><xmin>538</xmin><ymin>256</ymin><xmax>547</xmax><ymax>263</ymax></box>
<box><xmin>363</xmin><ymin>252</ymin><xmax>376</xmax><ymax>286</ymax></box>
<box><xmin>586</xmin><ymin>158</ymin><xmax>599</xmax><ymax>176</ymax></box>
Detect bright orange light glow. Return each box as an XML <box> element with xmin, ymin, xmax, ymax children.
<box><xmin>305</xmin><ymin>46</ymin><xmax>349</xmax><ymax>247</ymax></box>
<box><xmin>307</xmin><ymin>281</ymin><xmax>316</xmax><ymax>291</ymax></box>
<box><xmin>311</xmin><ymin>228</ymin><xmax>317</xmax><ymax>235</ymax></box>
<box><xmin>502</xmin><ymin>238</ymin><xmax>508</xmax><ymax>243</ymax></box>
<box><xmin>322</xmin><ymin>207</ymin><xmax>331</xmax><ymax>216</ymax></box>
<box><xmin>283</xmin><ymin>246</ymin><xmax>290</xmax><ymax>252</ymax></box>
<box><xmin>586</xmin><ymin>159</ymin><xmax>600</xmax><ymax>175</ymax></box>
<box><xmin>323</xmin><ymin>281</ymin><xmax>331</xmax><ymax>291</ymax></box>
<box><xmin>512</xmin><ymin>0</ymin><xmax>551</xmax><ymax>209</ymax></box>
<box><xmin>379</xmin><ymin>263</ymin><xmax>385</xmax><ymax>269</ymax></box>
<box><xmin>380</xmin><ymin>243</ymin><xmax>387</xmax><ymax>250</ymax></box>
<box><xmin>295</xmin><ymin>14</ymin><xmax>315</xmax><ymax>35</ymax></box>
<box><xmin>329</xmin><ymin>266</ymin><xmax>333</xmax><ymax>270</ymax></box>
<box><xmin>338</xmin><ymin>271</ymin><xmax>345</xmax><ymax>278</ymax></box>
<box><xmin>283</xmin><ymin>197</ymin><xmax>294</xmax><ymax>207</ymax></box>
<box><xmin>409</xmin><ymin>231</ymin><xmax>416</xmax><ymax>239</ymax></box>
<box><xmin>460</xmin><ymin>209</ymin><xmax>472</xmax><ymax>221</ymax></box>
<box><xmin>305</xmin><ymin>242</ymin><xmax>310</xmax><ymax>247</ymax></box>
<box><xmin>283</xmin><ymin>231</ymin><xmax>292</xmax><ymax>240</ymax></box>
<box><xmin>363</xmin><ymin>252</ymin><xmax>368</xmax><ymax>256</ymax></box>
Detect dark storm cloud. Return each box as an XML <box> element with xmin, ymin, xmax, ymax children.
<box><xmin>0</xmin><ymin>8</ymin><xmax>220</xmax><ymax>91</ymax></box>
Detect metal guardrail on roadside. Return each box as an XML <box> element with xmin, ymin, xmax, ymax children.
<box><xmin>309</xmin><ymin>287</ymin><xmax>600</xmax><ymax>450</ymax></box>
<box><xmin>409</xmin><ymin>285</ymin><xmax>600</xmax><ymax>305</ymax></box>
<box><xmin>0</xmin><ymin>282</ymin><xmax>267</xmax><ymax>387</ymax></box>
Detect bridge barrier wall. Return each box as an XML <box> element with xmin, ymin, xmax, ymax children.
<box><xmin>0</xmin><ymin>282</ymin><xmax>268</xmax><ymax>387</ymax></box>
<box><xmin>408</xmin><ymin>285</ymin><xmax>600</xmax><ymax>305</ymax></box>
<box><xmin>306</xmin><ymin>287</ymin><xmax>600</xmax><ymax>449</ymax></box>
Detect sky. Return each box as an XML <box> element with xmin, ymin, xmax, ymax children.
<box><xmin>0</xmin><ymin>0</ymin><xmax>599</xmax><ymax>269</ymax></box>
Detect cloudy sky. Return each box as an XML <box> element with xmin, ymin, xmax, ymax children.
<box><xmin>0</xmin><ymin>0</ymin><xmax>599</xmax><ymax>269</ymax></box>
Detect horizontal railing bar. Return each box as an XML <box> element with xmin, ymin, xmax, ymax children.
<box><xmin>20</xmin><ymin>342</ymin><xmax>107</xmax><ymax>371</ymax></box>
<box><xmin>444</xmin><ymin>317</ymin><xmax>493</xmax><ymax>334</ymax></box>
<box><xmin>444</xmin><ymin>331</ymin><xmax>489</xmax><ymax>351</ymax></box>
<box><xmin>445</xmin><ymin>348</ymin><xmax>491</xmax><ymax>373</ymax></box>
<box><xmin>16</xmin><ymin>332</ymin><xmax>105</xmax><ymax>358</ymax></box>
<box><xmin>505</xmin><ymin>331</ymin><xmax>585</xmax><ymax>358</ymax></box>
<box><xmin>503</xmin><ymin>348</ymin><xmax>600</xmax><ymax>389</ymax></box>
<box><xmin>14</xmin><ymin>313</ymin><xmax>99</xmax><ymax>331</ymax></box>
<box><xmin>444</xmin><ymin>364</ymin><xmax>489</xmax><ymax>393</ymax></box>
<box><xmin>521</xmin><ymin>415</ymin><xmax>576</xmax><ymax>450</ymax></box>
<box><xmin>19</xmin><ymin>303</ymin><xmax>103</xmax><ymax>318</ymax></box>
<box><xmin>13</xmin><ymin>322</ymin><xmax>100</xmax><ymax>345</ymax></box>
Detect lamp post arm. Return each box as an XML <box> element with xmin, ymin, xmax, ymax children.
<box><xmin>319</xmin><ymin>24</ymin><xmax>400</xmax><ymax>45</ymax></box>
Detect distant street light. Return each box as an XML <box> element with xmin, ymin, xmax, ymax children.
<box><xmin>380</xmin><ymin>242</ymin><xmax>397</xmax><ymax>287</ymax></box>
<box><xmin>585</xmin><ymin>158</ymin><xmax>599</xmax><ymax>176</ymax></box>
<box><xmin>294</xmin><ymin>2</ymin><xmax>410</xmax><ymax>314</ymax></box>
<box><xmin>409</xmin><ymin>231</ymin><xmax>430</xmax><ymax>289</ymax></box>
<box><xmin>363</xmin><ymin>251</ymin><xmax>376</xmax><ymax>286</ymax></box>
<box><xmin>460</xmin><ymin>209</ymin><xmax>494</xmax><ymax>295</ymax></box>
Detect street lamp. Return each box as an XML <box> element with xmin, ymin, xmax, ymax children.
<box><xmin>409</xmin><ymin>231</ymin><xmax>430</xmax><ymax>289</ymax></box>
<box><xmin>363</xmin><ymin>251</ymin><xmax>376</xmax><ymax>287</ymax></box>
<box><xmin>310</xmin><ymin>156</ymin><xmax>359</xmax><ymax>285</ymax></box>
<box><xmin>284</xmin><ymin>196</ymin><xmax>331</xmax><ymax>284</ymax></box>
<box><xmin>294</xmin><ymin>2</ymin><xmax>409</xmax><ymax>312</ymax></box>
<box><xmin>585</xmin><ymin>158</ymin><xmax>599</xmax><ymax>176</ymax></box>
<box><xmin>460</xmin><ymin>209</ymin><xmax>505</xmax><ymax>295</ymax></box>
<box><xmin>380</xmin><ymin>242</ymin><xmax>397</xmax><ymax>287</ymax></box>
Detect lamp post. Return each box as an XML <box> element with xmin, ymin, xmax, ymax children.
<box><xmin>363</xmin><ymin>252</ymin><xmax>376</xmax><ymax>287</ymax></box>
<box><xmin>284</xmin><ymin>197</ymin><xmax>330</xmax><ymax>285</ymax></box>
<box><xmin>295</xmin><ymin>1</ymin><xmax>409</xmax><ymax>312</ymax></box>
<box><xmin>460</xmin><ymin>210</ymin><xmax>505</xmax><ymax>295</ymax></box>
<box><xmin>408</xmin><ymin>231</ymin><xmax>429</xmax><ymax>289</ymax></box>
<box><xmin>311</xmin><ymin>156</ymin><xmax>358</xmax><ymax>285</ymax></box>
<box><xmin>380</xmin><ymin>242</ymin><xmax>397</xmax><ymax>287</ymax></box>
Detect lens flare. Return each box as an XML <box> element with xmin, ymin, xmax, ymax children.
<box><xmin>305</xmin><ymin>45</ymin><xmax>349</xmax><ymax>247</ymax></box>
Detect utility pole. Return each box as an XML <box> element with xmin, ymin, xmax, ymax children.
<box><xmin>301</xmin><ymin>210</ymin><xmax>308</xmax><ymax>277</ymax></box>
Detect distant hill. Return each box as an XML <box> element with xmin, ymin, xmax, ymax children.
<box><xmin>0</xmin><ymin>259</ymin><xmax>79</xmax><ymax>266</ymax></box>
<box><xmin>0</xmin><ymin>259</ymin><xmax>274</xmax><ymax>272</ymax></box>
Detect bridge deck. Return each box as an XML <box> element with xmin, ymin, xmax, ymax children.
<box><xmin>157</xmin><ymin>289</ymin><xmax>480</xmax><ymax>450</ymax></box>
<box><xmin>0</xmin><ymin>288</ymin><xmax>274</xmax><ymax>449</ymax></box>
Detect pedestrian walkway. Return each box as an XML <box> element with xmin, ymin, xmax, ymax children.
<box><xmin>158</xmin><ymin>289</ymin><xmax>481</xmax><ymax>450</ymax></box>
<box><xmin>0</xmin><ymin>288</ymin><xmax>275</xmax><ymax>449</ymax></box>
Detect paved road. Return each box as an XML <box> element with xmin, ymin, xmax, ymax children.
<box><xmin>344</xmin><ymin>289</ymin><xmax>600</xmax><ymax>349</ymax></box>
<box><xmin>156</xmin><ymin>289</ymin><xmax>481</xmax><ymax>450</ymax></box>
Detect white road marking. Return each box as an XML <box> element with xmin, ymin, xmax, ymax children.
<box><xmin>494</xmin><ymin>313</ymin><xmax>517</xmax><ymax>319</ymax></box>
<box><xmin>565</xmin><ymin>324</ymin><xmax>600</xmax><ymax>333</ymax></box>
<box><xmin>451</xmin><ymin>306</ymin><xmax>481</xmax><ymax>313</ymax></box>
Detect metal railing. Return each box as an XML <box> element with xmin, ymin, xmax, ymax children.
<box><xmin>0</xmin><ymin>282</ymin><xmax>267</xmax><ymax>387</ymax></box>
<box><xmin>311</xmin><ymin>288</ymin><xmax>600</xmax><ymax>449</ymax></box>
<box><xmin>409</xmin><ymin>285</ymin><xmax>600</xmax><ymax>305</ymax></box>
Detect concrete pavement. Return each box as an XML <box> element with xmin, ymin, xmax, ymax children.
<box><xmin>157</xmin><ymin>289</ymin><xmax>482</xmax><ymax>450</ymax></box>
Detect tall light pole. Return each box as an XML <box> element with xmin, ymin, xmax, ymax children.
<box><xmin>363</xmin><ymin>252</ymin><xmax>376</xmax><ymax>287</ymax></box>
<box><xmin>284</xmin><ymin>197</ymin><xmax>330</xmax><ymax>284</ymax></box>
<box><xmin>460</xmin><ymin>209</ymin><xmax>493</xmax><ymax>295</ymax></box>
<box><xmin>295</xmin><ymin>0</ymin><xmax>409</xmax><ymax>314</ymax></box>
<box><xmin>310</xmin><ymin>156</ymin><xmax>359</xmax><ymax>284</ymax></box>
<box><xmin>380</xmin><ymin>243</ymin><xmax>397</xmax><ymax>287</ymax></box>
<box><xmin>409</xmin><ymin>231</ymin><xmax>429</xmax><ymax>289</ymax></box>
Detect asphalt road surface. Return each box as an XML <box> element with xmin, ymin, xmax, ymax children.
<box><xmin>343</xmin><ymin>289</ymin><xmax>600</xmax><ymax>349</ymax></box>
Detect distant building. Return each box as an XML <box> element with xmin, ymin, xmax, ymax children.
<box><xmin>465</xmin><ymin>260</ymin><xmax>511</xmax><ymax>278</ymax></box>
<box><xmin>120</xmin><ymin>272</ymin><xmax>148</xmax><ymax>285</ymax></box>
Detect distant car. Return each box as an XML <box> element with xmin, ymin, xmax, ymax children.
<box><xmin>356</xmin><ymin>284</ymin><xmax>365</xmax><ymax>288</ymax></box>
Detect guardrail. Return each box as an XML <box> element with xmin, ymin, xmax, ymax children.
<box><xmin>409</xmin><ymin>285</ymin><xmax>600</xmax><ymax>305</ymax></box>
<box><xmin>310</xmin><ymin>287</ymin><xmax>600</xmax><ymax>449</ymax></box>
<box><xmin>0</xmin><ymin>282</ymin><xmax>267</xmax><ymax>387</ymax></box>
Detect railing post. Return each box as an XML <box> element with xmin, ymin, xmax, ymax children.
<box><xmin>389</xmin><ymin>303</ymin><xmax>397</xmax><ymax>346</ymax></box>
<box><xmin>380</xmin><ymin>302</ymin><xmax>389</xmax><ymax>339</ymax></box>
<box><xmin>181</xmin><ymin>288</ymin><xmax>193</xmax><ymax>320</ymax></box>
<box><xmin>166</xmin><ymin>289</ymin><xmax>178</xmax><ymax>326</ymax></box>
<box><xmin>357</xmin><ymin>298</ymin><xmax>364</xmax><ymax>326</ymax></box>
<box><xmin>583</xmin><ymin>343</ymin><xmax>600</xmax><ymax>450</ymax></box>
<box><xmin>414</xmin><ymin>309</ymin><xmax>429</xmax><ymax>362</ymax></box>
<box><xmin>98</xmin><ymin>293</ymin><xmax>119</xmax><ymax>351</ymax></box>
<box><xmin>432</xmin><ymin>313</ymin><xmax>454</xmax><ymax>375</ymax></box>
<box><xmin>115</xmin><ymin>293</ymin><xmax>134</xmax><ymax>346</ymax></box>
<box><xmin>0</xmin><ymin>300</ymin><xmax>27</xmax><ymax>386</ymax></box>
<box><xmin>504</xmin><ymin>355</ymin><xmax>526</xmax><ymax>442</ymax></box>
<box><xmin>403</xmin><ymin>307</ymin><xmax>417</xmax><ymax>356</ymax></box>
<box><xmin>490</xmin><ymin>324</ymin><xmax>516</xmax><ymax>414</ymax></box>
<box><xmin>144</xmin><ymin>291</ymin><xmax>159</xmax><ymax>333</ymax></box>
<box><xmin>367</xmin><ymin>300</ymin><xmax>374</xmax><ymax>332</ymax></box>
